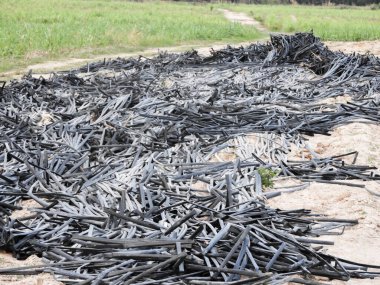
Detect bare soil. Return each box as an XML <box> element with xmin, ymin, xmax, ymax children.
<box><xmin>326</xmin><ymin>41</ymin><xmax>380</xmax><ymax>57</ymax></box>
<box><xmin>219</xmin><ymin>9</ymin><xmax>268</xmax><ymax>33</ymax></box>
<box><xmin>0</xmin><ymin>252</ymin><xmax>63</xmax><ymax>285</ymax></box>
<box><xmin>272</xmin><ymin>123</ymin><xmax>380</xmax><ymax>285</ymax></box>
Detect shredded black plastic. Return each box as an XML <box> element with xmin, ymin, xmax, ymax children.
<box><xmin>0</xmin><ymin>33</ymin><xmax>379</xmax><ymax>284</ymax></box>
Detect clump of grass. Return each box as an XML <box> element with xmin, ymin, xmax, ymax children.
<box><xmin>257</xmin><ymin>167</ymin><xmax>279</xmax><ymax>188</ymax></box>
<box><xmin>0</xmin><ymin>0</ymin><xmax>262</xmax><ymax>73</ymax></box>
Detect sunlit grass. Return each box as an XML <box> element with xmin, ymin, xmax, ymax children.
<box><xmin>0</xmin><ymin>0</ymin><xmax>261</xmax><ymax>73</ymax></box>
<box><xmin>219</xmin><ymin>4</ymin><xmax>380</xmax><ymax>41</ymax></box>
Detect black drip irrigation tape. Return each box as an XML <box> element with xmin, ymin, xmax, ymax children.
<box><xmin>0</xmin><ymin>33</ymin><xmax>380</xmax><ymax>284</ymax></box>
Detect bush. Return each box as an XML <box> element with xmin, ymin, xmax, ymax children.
<box><xmin>257</xmin><ymin>167</ymin><xmax>279</xmax><ymax>188</ymax></box>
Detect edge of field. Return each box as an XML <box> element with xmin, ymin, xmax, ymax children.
<box><xmin>0</xmin><ymin>40</ymin><xmax>261</xmax><ymax>82</ymax></box>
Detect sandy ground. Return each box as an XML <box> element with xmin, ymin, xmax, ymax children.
<box><xmin>0</xmin><ymin>252</ymin><xmax>62</xmax><ymax>285</ymax></box>
<box><xmin>1</xmin><ymin>9</ymin><xmax>380</xmax><ymax>285</ymax></box>
<box><xmin>326</xmin><ymin>41</ymin><xmax>380</xmax><ymax>57</ymax></box>
<box><xmin>271</xmin><ymin>123</ymin><xmax>380</xmax><ymax>285</ymax></box>
<box><xmin>0</xmin><ymin>200</ymin><xmax>64</xmax><ymax>285</ymax></box>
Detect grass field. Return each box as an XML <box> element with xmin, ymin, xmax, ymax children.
<box><xmin>0</xmin><ymin>0</ymin><xmax>260</xmax><ymax>73</ymax></box>
<box><xmin>222</xmin><ymin>4</ymin><xmax>380</xmax><ymax>41</ymax></box>
<box><xmin>1</xmin><ymin>1</ymin><xmax>379</xmax><ymax>74</ymax></box>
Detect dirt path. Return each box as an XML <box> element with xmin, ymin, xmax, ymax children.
<box><xmin>0</xmin><ymin>41</ymin><xmax>256</xmax><ymax>81</ymax></box>
<box><xmin>219</xmin><ymin>8</ymin><xmax>268</xmax><ymax>34</ymax></box>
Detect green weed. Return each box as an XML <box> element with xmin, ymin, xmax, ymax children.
<box><xmin>257</xmin><ymin>167</ymin><xmax>279</xmax><ymax>188</ymax></box>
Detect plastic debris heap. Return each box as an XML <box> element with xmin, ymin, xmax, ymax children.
<box><xmin>0</xmin><ymin>33</ymin><xmax>380</xmax><ymax>285</ymax></box>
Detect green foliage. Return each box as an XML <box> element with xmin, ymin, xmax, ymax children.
<box><xmin>0</xmin><ymin>0</ymin><xmax>261</xmax><ymax>72</ymax></box>
<box><xmin>257</xmin><ymin>167</ymin><xmax>279</xmax><ymax>188</ymax></box>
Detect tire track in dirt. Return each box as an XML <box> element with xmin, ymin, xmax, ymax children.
<box><xmin>219</xmin><ymin>9</ymin><xmax>268</xmax><ymax>34</ymax></box>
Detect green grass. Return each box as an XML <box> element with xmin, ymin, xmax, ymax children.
<box><xmin>220</xmin><ymin>4</ymin><xmax>380</xmax><ymax>41</ymax></box>
<box><xmin>2</xmin><ymin>1</ymin><xmax>378</xmax><ymax>74</ymax></box>
<box><xmin>0</xmin><ymin>0</ymin><xmax>261</xmax><ymax>73</ymax></box>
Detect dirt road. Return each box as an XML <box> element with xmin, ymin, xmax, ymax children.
<box><xmin>219</xmin><ymin>8</ymin><xmax>268</xmax><ymax>33</ymax></box>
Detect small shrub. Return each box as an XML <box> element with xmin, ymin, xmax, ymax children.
<box><xmin>257</xmin><ymin>167</ymin><xmax>279</xmax><ymax>188</ymax></box>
